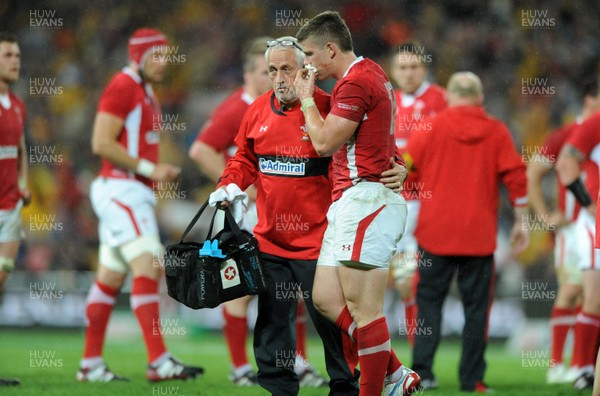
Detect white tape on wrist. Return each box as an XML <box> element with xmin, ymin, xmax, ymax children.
<box><xmin>136</xmin><ymin>159</ymin><xmax>156</xmax><ymax>178</ymax></box>
<box><xmin>301</xmin><ymin>97</ymin><xmax>316</xmax><ymax>112</ymax></box>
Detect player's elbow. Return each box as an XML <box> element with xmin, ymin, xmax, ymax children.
<box><xmin>555</xmin><ymin>155</ymin><xmax>577</xmax><ymax>185</ymax></box>
<box><xmin>189</xmin><ymin>142</ymin><xmax>212</xmax><ymax>167</ymax></box>
<box><xmin>188</xmin><ymin>142</ymin><xmax>202</xmax><ymax>163</ymax></box>
<box><xmin>312</xmin><ymin>142</ymin><xmax>335</xmax><ymax>157</ymax></box>
<box><xmin>91</xmin><ymin>138</ymin><xmax>109</xmax><ymax>157</ymax></box>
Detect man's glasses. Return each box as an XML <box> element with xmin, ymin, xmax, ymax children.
<box><xmin>267</xmin><ymin>39</ymin><xmax>304</xmax><ymax>52</ymax></box>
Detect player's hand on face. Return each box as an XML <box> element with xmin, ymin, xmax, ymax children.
<box><xmin>380</xmin><ymin>157</ymin><xmax>407</xmax><ymax>193</ymax></box>
<box><xmin>294</xmin><ymin>65</ymin><xmax>316</xmax><ymax>100</ymax></box>
<box><xmin>151</xmin><ymin>163</ymin><xmax>181</xmax><ymax>182</ymax></box>
<box><xmin>509</xmin><ymin>223</ymin><xmax>529</xmax><ymax>257</ymax></box>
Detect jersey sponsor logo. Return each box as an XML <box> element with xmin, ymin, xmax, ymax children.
<box><xmin>259</xmin><ymin>157</ymin><xmax>305</xmax><ymax>176</ymax></box>
<box><xmin>145</xmin><ymin>131</ymin><xmax>160</xmax><ymax>144</ymax></box>
<box><xmin>337</xmin><ymin>102</ymin><xmax>360</xmax><ymax>112</ymax></box>
<box><xmin>0</xmin><ymin>145</ymin><xmax>18</xmax><ymax>160</ymax></box>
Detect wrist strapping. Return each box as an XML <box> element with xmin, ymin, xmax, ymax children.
<box><xmin>301</xmin><ymin>97</ymin><xmax>316</xmax><ymax>112</ymax></box>
<box><xmin>566</xmin><ymin>178</ymin><xmax>592</xmax><ymax>207</ymax></box>
<box><xmin>136</xmin><ymin>159</ymin><xmax>156</xmax><ymax>178</ymax></box>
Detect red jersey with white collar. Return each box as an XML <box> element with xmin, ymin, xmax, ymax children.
<box><xmin>394</xmin><ymin>82</ymin><xmax>446</xmax><ymax>150</ymax></box>
<box><xmin>97</xmin><ymin>67</ymin><xmax>160</xmax><ymax>187</ymax></box>
<box><xmin>542</xmin><ymin>122</ymin><xmax>598</xmax><ymax>222</ymax></box>
<box><xmin>0</xmin><ymin>92</ymin><xmax>26</xmax><ymax>210</ymax></box>
<box><xmin>395</xmin><ymin>82</ymin><xmax>446</xmax><ymax>201</ymax></box>
<box><xmin>196</xmin><ymin>87</ymin><xmax>254</xmax><ymax>160</ymax></box>
<box><xmin>329</xmin><ymin>57</ymin><xmax>397</xmax><ymax>201</ymax></box>
<box><xmin>218</xmin><ymin>88</ymin><xmax>332</xmax><ymax>260</ymax></box>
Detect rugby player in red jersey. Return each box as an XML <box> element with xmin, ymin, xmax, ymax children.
<box><xmin>556</xmin><ymin>103</ymin><xmax>600</xmax><ymax>390</ymax></box>
<box><xmin>211</xmin><ymin>35</ymin><xmax>406</xmax><ymax>396</ymax></box>
<box><xmin>189</xmin><ymin>36</ymin><xmax>327</xmax><ymax>387</ymax></box>
<box><xmin>77</xmin><ymin>28</ymin><xmax>203</xmax><ymax>383</ymax></box>
<box><xmin>528</xmin><ymin>79</ymin><xmax>600</xmax><ymax>384</ymax></box>
<box><xmin>390</xmin><ymin>42</ymin><xmax>446</xmax><ymax>346</ymax></box>
<box><xmin>0</xmin><ymin>32</ymin><xmax>30</xmax><ymax>388</ymax></box>
<box><xmin>295</xmin><ymin>11</ymin><xmax>420</xmax><ymax>396</ymax></box>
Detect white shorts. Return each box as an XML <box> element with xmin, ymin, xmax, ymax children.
<box><xmin>554</xmin><ymin>222</ymin><xmax>583</xmax><ymax>284</ymax></box>
<box><xmin>0</xmin><ymin>200</ymin><xmax>23</xmax><ymax>243</ymax></box>
<box><xmin>392</xmin><ymin>200</ymin><xmax>419</xmax><ymax>281</ymax></box>
<box><xmin>396</xmin><ymin>199</ymin><xmax>419</xmax><ymax>253</ymax></box>
<box><xmin>318</xmin><ymin>182</ymin><xmax>407</xmax><ymax>269</ymax></box>
<box><xmin>574</xmin><ymin>209</ymin><xmax>598</xmax><ymax>271</ymax></box>
<box><xmin>90</xmin><ymin>178</ymin><xmax>159</xmax><ymax>247</ymax></box>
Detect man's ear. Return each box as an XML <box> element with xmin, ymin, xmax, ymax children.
<box><xmin>326</xmin><ymin>42</ymin><xmax>336</xmax><ymax>58</ymax></box>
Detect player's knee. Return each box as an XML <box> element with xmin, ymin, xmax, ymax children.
<box><xmin>120</xmin><ymin>235</ymin><xmax>163</xmax><ymax>265</ymax></box>
<box><xmin>99</xmin><ymin>244</ymin><xmax>129</xmax><ymax>281</ymax></box>
<box><xmin>584</xmin><ymin>296</ymin><xmax>600</xmax><ymax>315</ymax></box>
<box><xmin>0</xmin><ymin>256</ymin><xmax>15</xmax><ymax>273</ymax></box>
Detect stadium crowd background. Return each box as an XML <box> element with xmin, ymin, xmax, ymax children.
<box><xmin>1</xmin><ymin>0</ymin><xmax>599</xmax><ymax>323</ymax></box>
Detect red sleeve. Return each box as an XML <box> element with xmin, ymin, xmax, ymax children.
<box><xmin>394</xmin><ymin>146</ymin><xmax>406</xmax><ymax>168</ymax></box>
<box><xmin>496</xmin><ymin>123</ymin><xmax>528</xmax><ymax>207</ymax></box>
<box><xmin>216</xmin><ymin>109</ymin><xmax>258</xmax><ymax>190</ymax></box>
<box><xmin>567</xmin><ymin>115</ymin><xmax>600</xmax><ymax>157</ymax></box>
<box><xmin>542</xmin><ymin>125</ymin><xmax>571</xmax><ymax>162</ymax></box>
<box><xmin>98</xmin><ymin>76</ymin><xmax>135</xmax><ymax>120</ymax></box>
<box><xmin>196</xmin><ymin>99</ymin><xmax>246</xmax><ymax>152</ymax></box>
<box><xmin>330</xmin><ymin>80</ymin><xmax>368</xmax><ymax>123</ymax></box>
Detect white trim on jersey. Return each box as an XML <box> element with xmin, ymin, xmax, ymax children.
<box><xmin>342</xmin><ymin>56</ymin><xmax>364</xmax><ymax>78</ymax></box>
<box><xmin>125</xmin><ymin>104</ymin><xmax>143</xmax><ymax>168</ymax></box>
<box><xmin>515</xmin><ymin>196</ymin><xmax>529</xmax><ymax>206</ymax></box>
<box><xmin>122</xmin><ymin>67</ymin><xmax>142</xmax><ymax>84</ymax></box>
<box><xmin>241</xmin><ymin>91</ymin><xmax>254</xmax><ymax>105</ymax></box>
<box><xmin>590</xmin><ymin>144</ymin><xmax>600</xmax><ymax>167</ymax></box>
<box><xmin>400</xmin><ymin>81</ymin><xmax>430</xmax><ymax>107</ymax></box>
<box><xmin>0</xmin><ymin>146</ymin><xmax>18</xmax><ymax>160</ymax></box>
<box><xmin>0</xmin><ymin>93</ymin><xmax>11</xmax><ymax>109</ymax></box>
<box><xmin>346</xmin><ymin>136</ymin><xmax>360</xmax><ymax>184</ymax></box>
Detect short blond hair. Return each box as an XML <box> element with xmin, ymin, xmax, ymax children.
<box><xmin>447</xmin><ymin>72</ymin><xmax>483</xmax><ymax>98</ymax></box>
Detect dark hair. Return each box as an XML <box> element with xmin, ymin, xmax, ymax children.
<box><xmin>0</xmin><ymin>33</ymin><xmax>17</xmax><ymax>45</ymax></box>
<box><xmin>296</xmin><ymin>11</ymin><xmax>353</xmax><ymax>52</ymax></box>
<box><xmin>582</xmin><ymin>77</ymin><xmax>599</xmax><ymax>98</ymax></box>
<box><xmin>243</xmin><ymin>36</ymin><xmax>273</xmax><ymax>72</ymax></box>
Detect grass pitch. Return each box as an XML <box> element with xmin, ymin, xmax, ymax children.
<box><xmin>0</xmin><ymin>327</ymin><xmax>580</xmax><ymax>395</ymax></box>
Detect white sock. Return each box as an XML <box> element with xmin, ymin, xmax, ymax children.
<box><xmin>233</xmin><ymin>363</ymin><xmax>253</xmax><ymax>377</ymax></box>
<box><xmin>150</xmin><ymin>352</ymin><xmax>171</xmax><ymax>368</ymax></box>
<box><xmin>80</xmin><ymin>356</ymin><xmax>104</xmax><ymax>370</ymax></box>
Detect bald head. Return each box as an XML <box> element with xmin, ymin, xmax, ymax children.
<box><xmin>446</xmin><ymin>72</ymin><xmax>484</xmax><ymax>106</ymax></box>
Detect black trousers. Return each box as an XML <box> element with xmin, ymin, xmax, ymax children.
<box><xmin>412</xmin><ymin>248</ymin><xmax>494</xmax><ymax>391</ymax></box>
<box><xmin>254</xmin><ymin>253</ymin><xmax>358</xmax><ymax>396</ymax></box>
